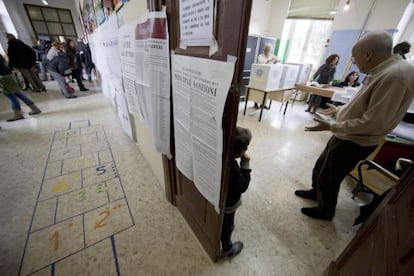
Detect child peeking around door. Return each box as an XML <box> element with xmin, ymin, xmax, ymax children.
<box><xmin>221</xmin><ymin>126</ymin><xmax>252</xmax><ymax>257</ymax></box>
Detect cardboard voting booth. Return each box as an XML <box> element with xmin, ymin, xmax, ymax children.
<box><xmin>249</xmin><ymin>63</ymin><xmax>300</xmax><ymax>91</ymax></box>
<box><xmin>249</xmin><ymin>64</ymin><xmax>284</xmax><ymax>90</ymax></box>
<box><xmin>279</xmin><ymin>64</ymin><xmax>300</xmax><ymax>89</ymax></box>
<box><xmin>287</xmin><ymin>63</ymin><xmax>313</xmax><ymax>84</ymax></box>
<box><xmin>287</xmin><ymin>62</ymin><xmax>313</xmax><ymax>101</ymax></box>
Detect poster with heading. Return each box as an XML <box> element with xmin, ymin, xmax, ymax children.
<box><xmin>119</xmin><ymin>21</ymin><xmax>137</xmax><ymax>79</ymax></box>
<box><xmin>134</xmin><ymin>10</ymin><xmax>171</xmax><ymax>156</ymax></box>
<box><xmin>171</xmin><ymin>54</ymin><xmax>235</xmax><ymax>212</ymax></box>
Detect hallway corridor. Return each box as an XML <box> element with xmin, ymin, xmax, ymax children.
<box><xmin>0</xmin><ymin>80</ymin><xmax>367</xmax><ymax>275</ymax></box>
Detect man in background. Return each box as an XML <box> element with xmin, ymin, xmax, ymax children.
<box><xmin>6</xmin><ymin>33</ymin><xmax>46</xmax><ymax>92</ymax></box>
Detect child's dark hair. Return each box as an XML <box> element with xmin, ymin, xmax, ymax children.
<box><xmin>233</xmin><ymin>127</ymin><xmax>252</xmax><ymax>156</ymax></box>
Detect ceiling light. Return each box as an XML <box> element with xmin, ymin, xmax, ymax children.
<box><xmin>42</xmin><ymin>0</ymin><xmax>49</xmax><ymax>5</ymax></box>
<box><xmin>343</xmin><ymin>0</ymin><xmax>350</xmax><ymax>11</ymax></box>
<box><xmin>329</xmin><ymin>11</ymin><xmax>337</xmax><ymax>15</ymax></box>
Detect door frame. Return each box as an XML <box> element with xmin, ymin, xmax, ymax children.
<box><xmin>158</xmin><ymin>0</ymin><xmax>252</xmax><ymax>261</ymax></box>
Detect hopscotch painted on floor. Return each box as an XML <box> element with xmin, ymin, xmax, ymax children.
<box><xmin>18</xmin><ymin>120</ymin><xmax>134</xmax><ymax>275</ymax></box>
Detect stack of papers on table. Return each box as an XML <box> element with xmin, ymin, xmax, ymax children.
<box><xmin>331</xmin><ymin>87</ymin><xmax>359</xmax><ymax>104</ymax></box>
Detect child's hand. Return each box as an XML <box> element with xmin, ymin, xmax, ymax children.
<box><xmin>241</xmin><ymin>152</ymin><xmax>250</xmax><ymax>162</ymax></box>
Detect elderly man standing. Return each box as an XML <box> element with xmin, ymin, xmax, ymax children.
<box><xmin>294</xmin><ymin>31</ymin><xmax>414</xmax><ymax>221</ymax></box>
<box><xmin>6</xmin><ymin>33</ymin><xmax>46</xmax><ymax>92</ymax></box>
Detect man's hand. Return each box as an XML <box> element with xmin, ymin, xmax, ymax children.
<box><xmin>305</xmin><ymin>118</ymin><xmax>331</xmax><ymax>131</ymax></box>
<box><xmin>319</xmin><ymin>103</ymin><xmax>337</xmax><ymax>115</ymax></box>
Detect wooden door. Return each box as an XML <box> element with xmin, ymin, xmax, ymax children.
<box><xmin>324</xmin><ymin>166</ymin><xmax>414</xmax><ymax>275</ymax></box>
<box><xmin>159</xmin><ymin>0</ymin><xmax>252</xmax><ymax>261</ymax></box>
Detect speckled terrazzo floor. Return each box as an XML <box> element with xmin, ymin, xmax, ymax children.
<box><xmin>0</xmin><ymin>80</ymin><xmax>370</xmax><ymax>276</ymax></box>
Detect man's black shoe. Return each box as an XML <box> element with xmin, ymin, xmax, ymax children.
<box><xmin>301</xmin><ymin>207</ymin><xmax>333</xmax><ymax>221</ymax></box>
<box><xmin>294</xmin><ymin>189</ymin><xmax>317</xmax><ymax>201</ymax></box>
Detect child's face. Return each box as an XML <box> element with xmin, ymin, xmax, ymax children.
<box><xmin>235</xmin><ymin>149</ymin><xmax>247</xmax><ymax>158</ymax></box>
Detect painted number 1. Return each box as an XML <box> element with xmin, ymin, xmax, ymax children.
<box><xmin>50</xmin><ymin>230</ymin><xmax>59</xmax><ymax>251</ymax></box>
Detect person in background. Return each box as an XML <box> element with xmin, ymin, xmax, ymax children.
<box><xmin>257</xmin><ymin>43</ymin><xmax>280</xmax><ymax>64</ymax></box>
<box><xmin>295</xmin><ymin>31</ymin><xmax>414</xmax><ymax>221</ymax></box>
<box><xmin>334</xmin><ymin>71</ymin><xmax>360</xmax><ymax>88</ymax></box>
<box><xmin>306</xmin><ymin>54</ymin><xmax>339</xmax><ymax>113</ymax></box>
<box><xmin>83</xmin><ymin>43</ymin><xmax>96</xmax><ymax>82</ymax></box>
<box><xmin>393</xmin><ymin>41</ymin><xmax>411</xmax><ymax>60</ymax></box>
<box><xmin>76</xmin><ymin>38</ymin><xmax>87</xmax><ymax>80</ymax></box>
<box><xmin>47</xmin><ymin>43</ymin><xmax>77</xmax><ymax>99</ymax></box>
<box><xmin>221</xmin><ymin>126</ymin><xmax>252</xmax><ymax>258</ymax></box>
<box><xmin>46</xmin><ymin>41</ymin><xmax>61</xmax><ymax>62</ymax></box>
<box><xmin>0</xmin><ymin>55</ymin><xmax>41</xmax><ymax>121</ymax></box>
<box><xmin>331</xmin><ymin>71</ymin><xmax>361</xmax><ymax>106</ymax></box>
<box><xmin>390</xmin><ymin>41</ymin><xmax>412</xmax><ymax>122</ymax></box>
<box><xmin>6</xmin><ymin>33</ymin><xmax>46</xmax><ymax>93</ymax></box>
<box><xmin>254</xmin><ymin>43</ymin><xmax>280</xmax><ymax>108</ymax></box>
<box><xmin>34</xmin><ymin>40</ymin><xmax>47</xmax><ymax>81</ymax></box>
<box><xmin>65</xmin><ymin>39</ymin><xmax>88</xmax><ymax>91</ymax></box>
<box><xmin>41</xmin><ymin>40</ymin><xmax>52</xmax><ymax>81</ymax></box>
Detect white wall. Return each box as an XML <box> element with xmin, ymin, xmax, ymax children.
<box><xmin>329</xmin><ymin>0</ymin><xmax>409</xmax><ymax>31</ymax></box>
<box><xmin>249</xmin><ymin>0</ymin><xmax>290</xmax><ymax>38</ymax></box>
<box><xmin>249</xmin><ymin>0</ymin><xmax>272</xmax><ymax>36</ymax></box>
<box><xmin>366</xmin><ymin>0</ymin><xmax>409</xmax><ymax>30</ymax></box>
<box><xmin>267</xmin><ymin>0</ymin><xmax>290</xmax><ymax>38</ymax></box>
<box><xmin>80</xmin><ymin>0</ymin><xmax>165</xmax><ymax>187</ymax></box>
<box><xmin>114</xmin><ymin>1</ymin><xmax>165</xmax><ymax>188</ymax></box>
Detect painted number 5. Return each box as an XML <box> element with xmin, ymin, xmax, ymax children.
<box><xmin>96</xmin><ymin>165</ymin><xmax>106</xmax><ymax>175</ymax></box>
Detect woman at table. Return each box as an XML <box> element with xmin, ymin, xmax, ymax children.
<box><xmin>306</xmin><ymin>54</ymin><xmax>339</xmax><ymax>113</ymax></box>
<box><xmin>335</xmin><ymin>71</ymin><xmax>360</xmax><ymax>88</ymax></box>
<box><xmin>332</xmin><ymin>71</ymin><xmax>360</xmax><ymax>106</ymax></box>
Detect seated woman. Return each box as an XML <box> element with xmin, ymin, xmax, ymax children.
<box><xmin>334</xmin><ymin>71</ymin><xmax>360</xmax><ymax>88</ymax></box>
<box><xmin>332</xmin><ymin>71</ymin><xmax>361</xmax><ymax>106</ymax></box>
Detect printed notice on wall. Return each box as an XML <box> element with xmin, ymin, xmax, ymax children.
<box><xmin>134</xmin><ymin>9</ymin><xmax>171</xmax><ymax>156</ymax></box>
<box><xmin>119</xmin><ymin>21</ymin><xmax>137</xmax><ymax>79</ymax></box>
<box><xmin>179</xmin><ymin>0</ymin><xmax>215</xmax><ymax>47</ymax></box>
<box><xmin>171</xmin><ymin>54</ymin><xmax>235</xmax><ymax>212</ymax></box>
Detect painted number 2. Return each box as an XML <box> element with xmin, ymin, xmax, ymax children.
<box><xmin>94</xmin><ymin>208</ymin><xmax>110</xmax><ymax>229</ymax></box>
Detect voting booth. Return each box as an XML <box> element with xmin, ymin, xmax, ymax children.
<box><xmin>248</xmin><ymin>63</ymin><xmax>300</xmax><ymax>91</ymax></box>
<box><xmin>249</xmin><ymin>64</ymin><xmax>284</xmax><ymax>90</ymax></box>
<box><xmin>279</xmin><ymin>64</ymin><xmax>300</xmax><ymax>89</ymax></box>
<box><xmin>245</xmin><ymin>64</ymin><xmax>300</xmax><ymax>121</ymax></box>
<box><xmin>287</xmin><ymin>63</ymin><xmax>313</xmax><ymax>101</ymax></box>
<box><xmin>287</xmin><ymin>63</ymin><xmax>312</xmax><ymax>84</ymax></box>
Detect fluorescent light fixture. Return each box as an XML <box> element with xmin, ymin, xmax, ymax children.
<box><xmin>343</xmin><ymin>0</ymin><xmax>350</xmax><ymax>11</ymax></box>
<box><xmin>329</xmin><ymin>11</ymin><xmax>337</xmax><ymax>15</ymax></box>
<box><xmin>42</xmin><ymin>0</ymin><xmax>49</xmax><ymax>5</ymax></box>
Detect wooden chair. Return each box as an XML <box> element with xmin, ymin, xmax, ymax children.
<box><xmin>350</xmin><ymin>138</ymin><xmax>414</xmax><ymax>199</ymax></box>
<box><xmin>351</xmin><ymin>158</ymin><xmax>413</xmax><ymax>199</ymax></box>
